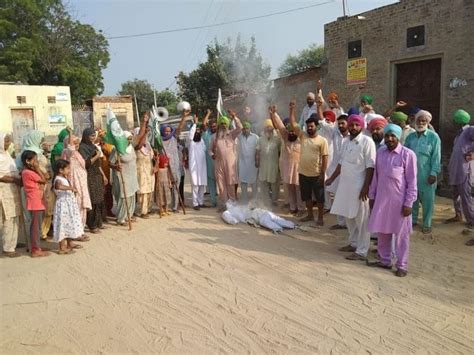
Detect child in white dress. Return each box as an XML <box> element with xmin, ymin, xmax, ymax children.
<box><xmin>53</xmin><ymin>159</ymin><xmax>84</xmax><ymax>254</ymax></box>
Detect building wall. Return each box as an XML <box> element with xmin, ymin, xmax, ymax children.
<box><xmin>92</xmin><ymin>97</ymin><xmax>134</xmax><ymax>131</ymax></box>
<box><xmin>324</xmin><ymin>0</ymin><xmax>474</xmax><ymax>152</ymax></box>
<box><xmin>273</xmin><ymin>67</ymin><xmax>321</xmax><ymax>121</ymax></box>
<box><xmin>0</xmin><ymin>84</ymin><xmax>73</xmax><ymax>144</ymax></box>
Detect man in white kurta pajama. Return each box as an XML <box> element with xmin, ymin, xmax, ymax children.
<box><xmin>238</xmin><ymin>122</ymin><xmax>259</xmax><ymax>203</ymax></box>
<box><xmin>327</xmin><ymin>114</ymin><xmax>376</xmax><ymax>261</ymax></box>
<box><xmin>188</xmin><ymin>123</ymin><xmax>208</xmax><ymax>210</ymax></box>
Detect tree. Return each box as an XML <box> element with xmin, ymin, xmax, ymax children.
<box><xmin>277</xmin><ymin>43</ymin><xmax>325</xmax><ymax>77</ymax></box>
<box><xmin>177</xmin><ymin>35</ymin><xmax>271</xmax><ymax>114</ymax></box>
<box><xmin>118</xmin><ymin>79</ymin><xmax>179</xmax><ymax>117</ymax></box>
<box><xmin>0</xmin><ymin>0</ymin><xmax>110</xmax><ymax>104</ymax></box>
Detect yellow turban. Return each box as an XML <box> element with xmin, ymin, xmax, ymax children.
<box><xmin>264</xmin><ymin>119</ymin><xmax>274</xmax><ymax>128</ymax></box>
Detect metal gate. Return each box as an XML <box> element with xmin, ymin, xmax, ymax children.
<box><xmin>11</xmin><ymin>108</ymin><xmax>35</xmax><ymax>151</ymax></box>
<box><xmin>72</xmin><ymin>110</ymin><xmax>93</xmax><ymax>136</ymax></box>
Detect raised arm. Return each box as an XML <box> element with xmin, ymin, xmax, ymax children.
<box><xmin>228</xmin><ymin>109</ymin><xmax>242</xmax><ymax>139</ymax></box>
<box><xmin>202</xmin><ymin>109</ymin><xmax>212</xmax><ymax>129</ymax></box>
<box><xmin>383</xmin><ymin>101</ymin><xmax>407</xmax><ymax>118</ymax></box>
<box><xmin>289</xmin><ymin>100</ymin><xmax>302</xmax><ymax>137</ymax></box>
<box><xmin>176</xmin><ymin>108</ymin><xmax>191</xmax><ymax>138</ymax></box>
<box><xmin>135</xmin><ymin>112</ymin><xmax>149</xmax><ymax>148</ymax></box>
<box><xmin>269</xmin><ymin>105</ymin><xmax>287</xmax><ymax>139</ymax></box>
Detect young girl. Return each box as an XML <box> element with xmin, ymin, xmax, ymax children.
<box><xmin>52</xmin><ymin>159</ymin><xmax>84</xmax><ymax>254</ymax></box>
<box><xmin>21</xmin><ymin>150</ymin><xmax>49</xmax><ymax>257</ymax></box>
<box><xmin>156</xmin><ymin>155</ymin><xmax>172</xmax><ymax>215</ymax></box>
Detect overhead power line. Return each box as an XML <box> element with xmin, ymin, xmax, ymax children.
<box><xmin>107</xmin><ymin>0</ymin><xmax>335</xmax><ymax>40</ymax></box>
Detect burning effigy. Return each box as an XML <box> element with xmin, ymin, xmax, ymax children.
<box><xmin>221</xmin><ymin>201</ymin><xmax>296</xmax><ymax>233</ymax></box>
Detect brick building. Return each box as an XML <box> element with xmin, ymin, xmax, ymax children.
<box><xmin>92</xmin><ymin>95</ymin><xmax>135</xmax><ymax>131</ymax></box>
<box><xmin>323</xmin><ymin>0</ymin><xmax>473</xmax><ymax>156</ymax></box>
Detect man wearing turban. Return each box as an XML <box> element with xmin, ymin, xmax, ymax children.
<box><xmin>405</xmin><ymin>110</ymin><xmax>441</xmax><ymax>234</ymax></box>
<box><xmin>326</xmin><ymin>114</ymin><xmax>376</xmax><ymax>261</ymax></box>
<box><xmin>269</xmin><ymin>103</ymin><xmax>305</xmax><ymax>215</ymax></box>
<box><xmin>367</xmin><ymin>116</ymin><xmax>388</xmax><ymax>150</ymax></box>
<box><xmin>238</xmin><ymin>120</ymin><xmax>259</xmax><ymax>203</ymax></box>
<box><xmin>256</xmin><ymin>117</ymin><xmax>281</xmax><ymax>207</ymax></box>
<box><xmin>210</xmin><ymin>110</ymin><xmax>243</xmax><ymax>210</ymax></box>
<box><xmin>359</xmin><ymin>94</ymin><xmax>375</xmax><ymax>122</ymax></box>
<box><xmin>366</xmin><ymin>124</ymin><xmax>418</xmax><ymax>277</ymax></box>
<box><xmin>298</xmin><ymin>92</ymin><xmax>317</xmax><ymax>128</ymax></box>
<box><xmin>445</xmin><ymin>109</ymin><xmax>474</xmax><ymax>244</ymax></box>
<box><xmin>202</xmin><ymin>111</ymin><xmax>218</xmax><ymax>207</ymax></box>
<box><xmin>184</xmin><ymin>110</ymin><xmax>211</xmax><ymax>210</ymax></box>
<box><xmin>390</xmin><ymin>111</ymin><xmax>415</xmax><ymax>145</ymax></box>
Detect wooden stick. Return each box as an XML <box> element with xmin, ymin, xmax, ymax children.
<box><xmin>154</xmin><ymin>151</ymin><xmax>163</xmax><ymax>218</ymax></box>
<box><xmin>117</xmin><ymin>156</ymin><xmax>132</xmax><ymax>230</ymax></box>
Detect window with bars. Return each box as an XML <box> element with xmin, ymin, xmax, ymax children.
<box><xmin>47</xmin><ymin>96</ymin><xmax>56</xmax><ymax>104</ymax></box>
<box><xmin>16</xmin><ymin>96</ymin><xmax>26</xmax><ymax>104</ymax></box>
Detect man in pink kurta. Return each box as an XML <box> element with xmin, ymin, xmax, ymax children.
<box><xmin>368</xmin><ymin>124</ymin><xmax>417</xmax><ymax>277</ymax></box>
<box><xmin>210</xmin><ymin>111</ymin><xmax>242</xmax><ymax>209</ymax></box>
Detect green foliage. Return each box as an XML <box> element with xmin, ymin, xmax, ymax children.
<box><xmin>177</xmin><ymin>35</ymin><xmax>271</xmax><ymax>114</ymax></box>
<box><xmin>277</xmin><ymin>43</ymin><xmax>325</xmax><ymax>77</ymax></box>
<box><xmin>118</xmin><ymin>79</ymin><xmax>179</xmax><ymax>117</ymax></box>
<box><xmin>0</xmin><ymin>0</ymin><xmax>109</xmax><ymax>104</ymax></box>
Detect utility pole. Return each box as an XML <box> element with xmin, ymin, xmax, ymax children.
<box><xmin>342</xmin><ymin>0</ymin><xmax>347</xmax><ymax>17</ymax></box>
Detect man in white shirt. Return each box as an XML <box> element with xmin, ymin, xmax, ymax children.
<box><xmin>238</xmin><ymin>121</ymin><xmax>259</xmax><ymax>203</ymax></box>
<box><xmin>326</xmin><ymin>114</ymin><xmax>376</xmax><ymax>261</ymax></box>
<box><xmin>298</xmin><ymin>92</ymin><xmax>317</xmax><ymax>129</ymax></box>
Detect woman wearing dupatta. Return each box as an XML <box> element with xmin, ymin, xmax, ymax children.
<box><xmin>61</xmin><ymin>128</ymin><xmax>92</xmax><ymax>239</ymax></box>
<box><xmin>16</xmin><ymin>130</ymin><xmax>55</xmax><ymax>240</ymax></box>
<box><xmin>133</xmin><ymin>115</ymin><xmax>155</xmax><ymax>218</ymax></box>
<box><xmin>0</xmin><ymin>133</ymin><xmax>22</xmax><ymax>257</ymax></box>
<box><xmin>50</xmin><ymin>128</ymin><xmax>69</xmax><ymax>165</ymax></box>
<box><xmin>79</xmin><ymin>128</ymin><xmax>107</xmax><ymax>233</ymax></box>
<box><xmin>110</xmin><ymin>131</ymin><xmax>139</xmax><ymax>225</ymax></box>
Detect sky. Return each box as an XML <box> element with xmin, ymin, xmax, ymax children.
<box><xmin>69</xmin><ymin>0</ymin><xmax>397</xmax><ymax>95</ymax></box>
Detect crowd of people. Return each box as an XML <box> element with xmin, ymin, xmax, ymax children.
<box><xmin>0</xmin><ymin>83</ymin><xmax>472</xmax><ymax>278</ymax></box>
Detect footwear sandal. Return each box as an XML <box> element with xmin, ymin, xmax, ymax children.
<box><xmin>395</xmin><ymin>269</ymin><xmax>408</xmax><ymax>277</ymax></box>
<box><xmin>329</xmin><ymin>224</ymin><xmax>347</xmax><ymax>230</ymax></box>
<box><xmin>3</xmin><ymin>251</ymin><xmax>20</xmax><ymax>258</ymax></box>
<box><xmin>70</xmin><ymin>244</ymin><xmax>83</xmax><ymax>249</ymax></box>
<box><xmin>366</xmin><ymin>261</ymin><xmax>392</xmax><ymax>269</ymax></box>
<box><xmin>444</xmin><ymin>217</ymin><xmax>462</xmax><ymax>224</ymax></box>
<box><xmin>76</xmin><ymin>235</ymin><xmax>90</xmax><ymax>242</ymax></box>
<box><xmin>58</xmin><ymin>249</ymin><xmax>75</xmax><ymax>255</ymax></box>
<box><xmin>345</xmin><ymin>252</ymin><xmax>367</xmax><ymax>261</ymax></box>
<box><xmin>299</xmin><ymin>215</ymin><xmax>314</xmax><ymax>222</ymax></box>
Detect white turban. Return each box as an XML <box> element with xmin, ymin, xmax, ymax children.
<box><xmin>124</xmin><ymin>131</ymin><xmax>133</xmax><ymax>138</ymax></box>
<box><xmin>307</xmin><ymin>92</ymin><xmax>316</xmax><ymax>100</ymax></box>
<box><xmin>365</xmin><ymin>113</ymin><xmax>385</xmax><ymax>123</ymax></box>
<box><xmin>415</xmin><ymin>110</ymin><xmax>432</xmax><ymax>123</ymax></box>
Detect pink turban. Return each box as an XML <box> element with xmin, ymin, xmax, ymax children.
<box><xmin>347</xmin><ymin>114</ymin><xmax>365</xmax><ymax>129</ymax></box>
<box><xmin>415</xmin><ymin>110</ymin><xmax>432</xmax><ymax>123</ymax></box>
<box><xmin>367</xmin><ymin>117</ymin><xmax>388</xmax><ymax>132</ymax></box>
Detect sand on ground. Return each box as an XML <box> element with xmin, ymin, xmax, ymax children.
<box><xmin>1</xmin><ymin>190</ymin><xmax>473</xmax><ymax>354</ymax></box>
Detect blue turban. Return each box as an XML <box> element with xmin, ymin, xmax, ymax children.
<box><xmin>408</xmin><ymin>106</ymin><xmax>421</xmax><ymax>116</ymax></box>
<box><xmin>347</xmin><ymin>107</ymin><xmax>359</xmax><ymax>116</ymax></box>
<box><xmin>384</xmin><ymin>123</ymin><xmax>402</xmax><ymax>140</ymax></box>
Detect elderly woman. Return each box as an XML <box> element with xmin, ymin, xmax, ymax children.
<box><xmin>61</xmin><ymin>127</ymin><xmax>91</xmax><ymax>240</ymax></box>
<box><xmin>0</xmin><ymin>133</ymin><xmax>22</xmax><ymax>257</ymax></box>
<box><xmin>16</xmin><ymin>130</ymin><xmax>54</xmax><ymax>240</ymax></box>
<box><xmin>79</xmin><ymin>128</ymin><xmax>107</xmax><ymax>233</ymax></box>
<box><xmin>110</xmin><ymin>131</ymin><xmax>139</xmax><ymax>225</ymax></box>
<box><xmin>160</xmin><ymin>115</ymin><xmax>187</xmax><ymax>212</ymax></box>
<box><xmin>134</xmin><ymin>114</ymin><xmax>155</xmax><ymax>218</ymax></box>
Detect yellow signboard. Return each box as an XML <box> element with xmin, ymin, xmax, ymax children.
<box><xmin>347</xmin><ymin>58</ymin><xmax>367</xmax><ymax>85</ymax></box>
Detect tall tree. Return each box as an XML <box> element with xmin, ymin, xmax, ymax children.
<box><xmin>277</xmin><ymin>43</ymin><xmax>325</xmax><ymax>77</ymax></box>
<box><xmin>0</xmin><ymin>0</ymin><xmax>109</xmax><ymax>104</ymax></box>
<box><xmin>118</xmin><ymin>79</ymin><xmax>179</xmax><ymax>117</ymax></box>
<box><xmin>177</xmin><ymin>35</ymin><xmax>271</xmax><ymax>114</ymax></box>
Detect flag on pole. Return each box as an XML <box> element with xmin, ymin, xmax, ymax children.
<box><xmin>149</xmin><ymin>105</ymin><xmax>163</xmax><ymax>150</ymax></box>
<box><xmin>104</xmin><ymin>106</ymin><xmax>128</xmax><ymax>155</ymax></box>
<box><xmin>216</xmin><ymin>88</ymin><xmax>227</xmax><ymax>118</ymax></box>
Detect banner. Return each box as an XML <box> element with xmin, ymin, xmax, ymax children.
<box><xmin>347</xmin><ymin>58</ymin><xmax>367</xmax><ymax>85</ymax></box>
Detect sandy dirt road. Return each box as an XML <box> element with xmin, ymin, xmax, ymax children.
<box><xmin>1</xmin><ymin>195</ymin><xmax>473</xmax><ymax>354</ymax></box>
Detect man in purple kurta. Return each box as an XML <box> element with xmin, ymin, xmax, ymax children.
<box><xmin>445</xmin><ymin>110</ymin><xmax>473</xmax><ymax>242</ymax></box>
<box><xmin>367</xmin><ymin>124</ymin><xmax>417</xmax><ymax>277</ymax></box>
